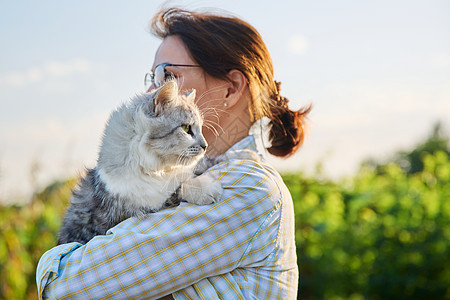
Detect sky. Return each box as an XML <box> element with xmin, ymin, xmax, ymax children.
<box><xmin>0</xmin><ymin>0</ymin><xmax>449</xmax><ymax>202</ymax></box>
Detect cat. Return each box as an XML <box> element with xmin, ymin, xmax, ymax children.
<box><xmin>57</xmin><ymin>80</ymin><xmax>226</xmax><ymax>245</ymax></box>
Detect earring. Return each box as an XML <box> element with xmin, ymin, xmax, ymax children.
<box><xmin>224</xmin><ymin>102</ymin><xmax>228</xmax><ymax>107</ymax></box>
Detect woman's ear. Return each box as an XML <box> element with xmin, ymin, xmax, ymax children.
<box><xmin>224</xmin><ymin>69</ymin><xmax>248</xmax><ymax>108</ymax></box>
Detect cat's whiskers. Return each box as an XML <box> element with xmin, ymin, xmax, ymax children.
<box><xmin>201</xmin><ymin>107</ymin><xmax>227</xmax><ymax>123</ymax></box>
<box><xmin>195</xmin><ymin>84</ymin><xmax>229</xmax><ymax>105</ymax></box>
<box><xmin>195</xmin><ymin>97</ymin><xmax>221</xmax><ymax>110</ymax></box>
<box><xmin>203</xmin><ymin>121</ymin><xmax>224</xmax><ymax>137</ymax></box>
<box><xmin>176</xmin><ymin>149</ymin><xmax>199</xmax><ymax>168</ymax></box>
<box><xmin>201</xmin><ymin>105</ymin><xmax>227</xmax><ymax>114</ymax></box>
<box><xmin>174</xmin><ymin>150</ymin><xmax>186</xmax><ymax>167</ymax></box>
<box><xmin>196</xmin><ymin>97</ymin><xmax>230</xmax><ymax>112</ymax></box>
<box><xmin>203</xmin><ymin>123</ymin><xmax>220</xmax><ymax>137</ymax></box>
<box><xmin>161</xmin><ymin>150</ymin><xmax>189</xmax><ymax>191</ymax></box>
<box><xmin>200</xmin><ymin>106</ymin><xmax>224</xmax><ymax>126</ymax></box>
<box><xmin>202</xmin><ymin>116</ymin><xmax>225</xmax><ymax>131</ymax></box>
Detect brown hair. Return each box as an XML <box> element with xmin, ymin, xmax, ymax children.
<box><xmin>151</xmin><ymin>8</ymin><xmax>311</xmax><ymax>157</ymax></box>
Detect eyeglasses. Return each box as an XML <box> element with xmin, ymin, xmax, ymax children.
<box><xmin>144</xmin><ymin>63</ymin><xmax>200</xmax><ymax>90</ymax></box>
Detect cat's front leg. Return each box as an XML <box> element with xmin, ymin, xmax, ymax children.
<box><xmin>179</xmin><ymin>174</ymin><xmax>222</xmax><ymax>205</ymax></box>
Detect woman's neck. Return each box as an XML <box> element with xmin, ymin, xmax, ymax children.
<box><xmin>204</xmin><ymin>98</ymin><xmax>252</xmax><ymax>157</ymax></box>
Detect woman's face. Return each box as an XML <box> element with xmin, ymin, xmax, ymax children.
<box><xmin>150</xmin><ymin>35</ymin><xmax>229</xmax><ymax>144</ymax></box>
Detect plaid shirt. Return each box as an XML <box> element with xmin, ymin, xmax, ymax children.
<box><xmin>36</xmin><ymin>136</ymin><xmax>298</xmax><ymax>299</ymax></box>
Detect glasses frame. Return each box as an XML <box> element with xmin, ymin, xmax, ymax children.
<box><xmin>144</xmin><ymin>63</ymin><xmax>200</xmax><ymax>89</ymax></box>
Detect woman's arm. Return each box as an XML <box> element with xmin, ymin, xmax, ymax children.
<box><xmin>36</xmin><ymin>160</ymin><xmax>282</xmax><ymax>299</ymax></box>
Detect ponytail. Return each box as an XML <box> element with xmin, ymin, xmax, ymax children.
<box><xmin>267</xmin><ymin>81</ymin><xmax>311</xmax><ymax>157</ymax></box>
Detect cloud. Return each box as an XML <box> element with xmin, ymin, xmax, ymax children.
<box><xmin>287</xmin><ymin>34</ymin><xmax>309</xmax><ymax>56</ymax></box>
<box><xmin>0</xmin><ymin>58</ymin><xmax>94</xmax><ymax>87</ymax></box>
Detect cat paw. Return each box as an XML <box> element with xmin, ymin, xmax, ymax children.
<box><xmin>193</xmin><ymin>157</ymin><xmax>217</xmax><ymax>175</ymax></box>
<box><xmin>180</xmin><ymin>174</ymin><xmax>223</xmax><ymax>205</ymax></box>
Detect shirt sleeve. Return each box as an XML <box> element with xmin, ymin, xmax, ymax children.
<box><xmin>36</xmin><ymin>160</ymin><xmax>282</xmax><ymax>299</ymax></box>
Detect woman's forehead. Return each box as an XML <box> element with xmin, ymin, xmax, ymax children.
<box><xmin>152</xmin><ymin>36</ymin><xmax>196</xmax><ymax>69</ymax></box>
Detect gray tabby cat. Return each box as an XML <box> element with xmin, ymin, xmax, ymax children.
<box><xmin>58</xmin><ymin>81</ymin><xmax>225</xmax><ymax>244</ymax></box>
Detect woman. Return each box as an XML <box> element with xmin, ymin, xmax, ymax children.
<box><xmin>37</xmin><ymin>8</ymin><xmax>310</xmax><ymax>299</ymax></box>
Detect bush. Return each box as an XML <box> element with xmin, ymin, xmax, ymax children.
<box><xmin>0</xmin><ymin>180</ymin><xmax>75</xmax><ymax>300</ymax></box>
<box><xmin>284</xmin><ymin>151</ymin><xmax>450</xmax><ymax>299</ymax></box>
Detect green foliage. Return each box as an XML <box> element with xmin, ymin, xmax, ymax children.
<box><xmin>0</xmin><ymin>152</ymin><xmax>449</xmax><ymax>299</ymax></box>
<box><xmin>0</xmin><ymin>179</ymin><xmax>75</xmax><ymax>300</ymax></box>
<box><xmin>285</xmin><ymin>151</ymin><xmax>450</xmax><ymax>299</ymax></box>
<box><xmin>365</xmin><ymin>122</ymin><xmax>450</xmax><ymax>174</ymax></box>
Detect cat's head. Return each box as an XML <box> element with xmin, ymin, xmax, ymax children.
<box><xmin>99</xmin><ymin>80</ymin><xmax>207</xmax><ymax>174</ymax></box>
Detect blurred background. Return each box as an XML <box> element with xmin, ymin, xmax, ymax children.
<box><xmin>0</xmin><ymin>0</ymin><xmax>449</xmax><ymax>299</ymax></box>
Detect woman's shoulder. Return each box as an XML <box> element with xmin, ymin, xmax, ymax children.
<box><xmin>206</xmin><ymin>155</ymin><xmax>285</xmax><ymax>206</ymax></box>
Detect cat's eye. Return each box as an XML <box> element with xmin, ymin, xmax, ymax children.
<box><xmin>181</xmin><ymin>124</ymin><xmax>193</xmax><ymax>136</ymax></box>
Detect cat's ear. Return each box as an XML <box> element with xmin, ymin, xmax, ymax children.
<box><xmin>183</xmin><ymin>89</ymin><xmax>196</xmax><ymax>103</ymax></box>
<box><xmin>153</xmin><ymin>81</ymin><xmax>178</xmax><ymax>116</ymax></box>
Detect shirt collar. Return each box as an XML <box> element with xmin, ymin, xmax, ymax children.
<box><xmin>225</xmin><ymin>135</ymin><xmax>258</xmax><ymax>154</ymax></box>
